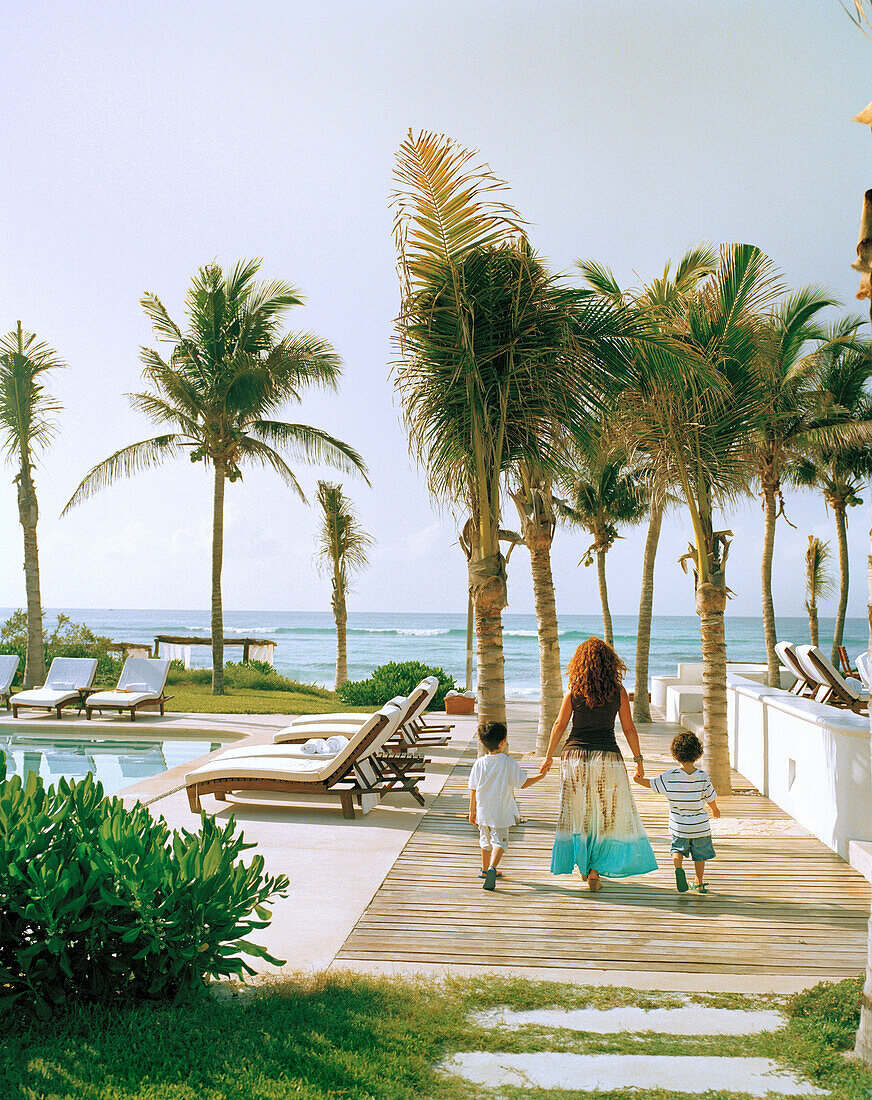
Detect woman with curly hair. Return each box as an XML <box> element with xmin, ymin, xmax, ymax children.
<box><xmin>539</xmin><ymin>637</ymin><xmax>656</xmax><ymax>891</ymax></box>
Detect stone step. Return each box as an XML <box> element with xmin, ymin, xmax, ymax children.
<box><xmin>441</xmin><ymin>1052</ymin><xmax>826</xmax><ymax>1096</ymax></box>
<box><xmin>473</xmin><ymin>1005</ymin><xmax>785</xmax><ymax>1035</ymax></box>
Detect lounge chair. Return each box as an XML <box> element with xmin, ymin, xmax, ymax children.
<box><xmin>836</xmin><ymin>644</ymin><xmax>860</xmax><ymax>679</ymax></box>
<box><xmin>281</xmin><ymin>678</ymin><xmax>441</xmax><ymax>749</ymax></box>
<box><xmin>795</xmin><ymin>644</ymin><xmax>869</xmax><ymax>713</ymax></box>
<box><xmin>774</xmin><ymin>641</ymin><xmax>819</xmax><ymax>698</ymax></box>
<box><xmin>85</xmin><ymin>658</ymin><xmax>172</xmax><ymax>720</ymax></box>
<box><xmin>857</xmin><ymin>651</ymin><xmax>871</xmax><ymax>691</ymax></box>
<box><xmin>0</xmin><ymin>655</ymin><xmax>20</xmax><ymax>709</ymax></box>
<box><xmin>10</xmin><ymin>657</ymin><xmax>98</xmax><ymax>718</ymax></box>
<box><xmin>185</xmin><ymin>703</ymin><xmax>426</xmax><ymax>818</ymax></box>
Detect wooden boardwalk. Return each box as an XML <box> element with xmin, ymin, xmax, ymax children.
<box><xmin>336</xmin><ymin>707</ymin><xmax>870</xmax><ymax>980</ymax></box>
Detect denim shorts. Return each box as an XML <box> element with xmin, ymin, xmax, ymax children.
<box><xmin>670</xmin><ymin>834</ymin><xmax>715</xmax><ymax>861</ymax></box>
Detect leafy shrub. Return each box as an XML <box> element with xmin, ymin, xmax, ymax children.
<box><xmin>0</xmin><ymin>754</ymin><xmax>288</xmax><ymax>1017</ymax></box>
<box><xmin>337</xmin><ymin>660</ymin><xmax>454</xmax><ymax>710</ymax></box>
<box><xmin>166</xmin><ymin>660</ymin><xmax>331</xmax><ymax>696</ymax></box>
<box><xmin>785</xmin><ymin>976</ymin><xmax>864</xmax><ymax>1050</ymax></box>
<box><xmin>0</xmin><ymin>611</ymin><xmax>123</xmax><ymax>686</ymax></box>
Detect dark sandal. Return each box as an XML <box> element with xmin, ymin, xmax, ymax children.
<box><xmin>675</xmin><ymin>868</ymin><xmax>689</xmax><ymax>892</ymax></box>
<box><xmin>482</xmin><ymin>867</ymin><xmax>497</xmax><ymax>891</ymax></box>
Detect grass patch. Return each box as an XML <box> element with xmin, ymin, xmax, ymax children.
<box><xmin>2</xmin><ymin>973</ymin><xmax>870</xmax><ymax>1099</ymax></box>
<box><xmin>164</xmin><ymin>683</ymin><xmax>362</xmax><ymax>714</ymax></box>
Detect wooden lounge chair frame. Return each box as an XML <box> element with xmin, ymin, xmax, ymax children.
<box><xmin>776</xmin><ymin>643</ymin><xmax>818</xmax><ymax>698</ymax></box>
<box><xmin>836</xmin><ymin>645</ymin><xmax>860</xmax><ymax>679</ymax></box>
<box><xmin>187</xmin><ymin>710</ymin><xmax>425</xmax><ymax>819</ymax></box>
<box><xmin>85</xmin><ymin>693</ymin><xmax>173</xmax><ymax>720</ymax></box>
<box><xmin>803</xmin><ymin>647</ymin><xmax>868</xmax><ymax>714</ymax></box>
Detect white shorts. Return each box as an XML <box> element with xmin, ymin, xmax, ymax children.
<box><xmin>478</xmin><ymin>824</ymin><xmax>510</xmax><ymax>851</ymax></box>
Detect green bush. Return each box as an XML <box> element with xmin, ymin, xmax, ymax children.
<box><xmin>785</xmin><ymin>976</ymin><xmax>864</xmax><ymax>1050</ymax></box>
<box><xmin>0</xmin><ymin>753</ymin><xmax>288</xmax><ymax>1017</ymax></box>
<box><xmin>0</xmin><ymin>611</ymin><xmax>123</xmax><ymax>686</ymax></box>
<box><xmin>336</xmin><ymin>660</ymin><xmax>454</xmax><ymax>710</ymax></box>
<box><xmin>166</xmin><ymin>660</ymin><xmax>331</xmax><ymax>696</ymax></box>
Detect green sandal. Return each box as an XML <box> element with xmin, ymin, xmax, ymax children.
<box><xmin>691</xmin><ymin>882</ymin><xmax>708</xmax><ymax>893</ymax></box>
<box><xmin>675</xmin><ymin>868</ymin><xmax>689</xmax><ymax>892</ymax></box>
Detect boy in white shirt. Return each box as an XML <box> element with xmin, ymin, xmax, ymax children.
<box><xmin>634</xmin><ymin>730</ymin><xmax>720</xmax><ymax>893</ymax></box>
<box><xmin>468</xmin><ymin>721</ymin><xmax>545</xmax><ymax>891</ymax></box>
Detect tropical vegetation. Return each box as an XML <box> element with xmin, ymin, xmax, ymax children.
<box><xmin>316</xmin><ymin>480</ymin><xmax>373</xmax><ymax>688</ymax></box>
<box><xmin>0</xmin><ymin>758</ymin><xmax>288</xmax><ymax>1017</ymax></box>
<box><xmin>0</xmin><ymin>324</ymin><xmax>64</xmax><ymax>688</ymax></box>
<box><xmin>62</xmin><ymin>260</ymin><xmax>367</xmax><ymax>695</ymax></box>
<box><xmin>805</xmin><ymin>535</ymin><xmax>834</xmax><ymax>647</ymax></box>
<box><xmin>0</xmin><ymin>610</ymin><xmax>123</xmax><ymax>686</ymax></box>
<box><xmin>337</xmin><ymin>659</ymin><xmax>454</xmax><ymax>709</ymax></box>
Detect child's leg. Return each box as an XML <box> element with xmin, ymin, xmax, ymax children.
<box><xmin>481</xmin><ymin>848</ymin><xmax>490</xmax><ymax>873</ymax></box>
<box><xmin>672</xmin><ymin>852</ymin><xmax>684</xmax><ymax>870</ymax></box>
<box><xmin>671</xmin><ymin>839</ymin><xmax>689</xmax><ymax>892</ymax></box>
<box><xmin>489</xmin><ymin>845</ymin><xmax>504</xmax><ymax>870</ymax></box>
<box><xmin>488</xmin><ymin>829</ymin><xmax>509</xmax><ymax>870</ymax></box>
<box><xmin>693</xmin><ymin>860</ymin><xmax>705</xmax><ymax>885</ymax></box>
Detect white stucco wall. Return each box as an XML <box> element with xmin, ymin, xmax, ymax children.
<box><xmin>726</xmin><ymin>673</ymin><xmax>872</xmax><ymax>862</ymax></box>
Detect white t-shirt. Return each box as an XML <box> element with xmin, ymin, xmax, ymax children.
<box><xmin>650</xmin><ymin>767</ymin><xmax>716</xmax><ymax>838</ymax></box>
<box><xmin>468</xmin><ymin>752</ymin><xmax>526</xmax><ymax>828</ymax></box>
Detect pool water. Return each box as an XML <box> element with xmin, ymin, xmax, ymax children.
<box><xmin>0</xmin><ymin>735</ymin><xmax>226</xmax><ymax>797</ymax></box>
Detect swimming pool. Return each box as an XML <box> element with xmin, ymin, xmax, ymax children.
<box><xmin>0</xmin><ymin>732</ymin><xmax>236</xmax><ymax>798</ymax></box>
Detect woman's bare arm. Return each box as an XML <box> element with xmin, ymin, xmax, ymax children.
<box><xmin>618</xmin><ymin>686</ymin><xmax>645</xmax><ymax>780</ymax></box>
<box><xmin>539</xmin><ymin>691</ymin><xmax>573</xmax><ymax>774</ymax></box>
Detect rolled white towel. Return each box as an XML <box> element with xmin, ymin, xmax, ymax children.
<box><xmin>323</xmin><ymin>735</ymin><xmax>349</xmax><ymax>754</ymax></box>
<box><xmin>301</xmin><ymin>738</ymin><xmax>328</xmax><ymax>755</ymax></box>
<box><xmin>122</xmin><ymin>682</ymin><xmax>149</xmax><ymax>692</ymax></box>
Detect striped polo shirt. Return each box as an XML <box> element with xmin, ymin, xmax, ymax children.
<box><xmin>650</xmin><ymin>767</ymin><xmax>716</xmax><ymax>838</ymax></box>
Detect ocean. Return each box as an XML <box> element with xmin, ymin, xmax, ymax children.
<box><xmin>11</xmin><ymin>608</ymin><xmax>870</xmax><ymax>698</ymax></box>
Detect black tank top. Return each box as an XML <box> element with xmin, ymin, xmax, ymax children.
<box><xmin>565</xmin><ymin>688</ymin><xmax>621</xmax><ymax>753</ymax></box>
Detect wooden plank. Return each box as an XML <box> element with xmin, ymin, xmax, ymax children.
<box><xmin>335</xmin><ymin>709</ymin><xmax>869</xmax><ymax>978</ymax></box>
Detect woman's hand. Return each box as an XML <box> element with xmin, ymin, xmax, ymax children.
<box><xmin>468</xmin><ymin>811</ymin><xmax>476</xmax><ymax>825</ymax></box>
<box><xmin>539</xmin><ymin>756</ymin><xmax>554</xmax><ymax>777</ymax></box>
<box><xmin>633</xmin><ymin>762</ymin><xmax>644</xmax><ymax>782</ymax></box>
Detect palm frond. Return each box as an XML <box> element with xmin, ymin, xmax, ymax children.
<box><xmin>247</xmin><ymin>421</ymin><xmax>369</xmax><ymax>483</ymax></box>
<box><xmin>233</xmin><ymin>440</ymin><xmax>306</xmax><ymax>499</ymax></box>
<box><xmin>315</xmin><ymin>480</ymin><xmax>373</xmax><ymax>581</ymax></box>
<box><xmin>62</xmin><ymin>436</ymin><xmax>182</xmax><ymax>514</ymax></box>
<box><xmin>0</xmin><ymin>324</ymin><xmax>65</xmax><ymax>460</ymax></box>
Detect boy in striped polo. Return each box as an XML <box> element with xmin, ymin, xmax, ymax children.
<box><xmin>634</xmin><ymin>731</ymin><xmax>720</xmax><ymax>893</ymax></box>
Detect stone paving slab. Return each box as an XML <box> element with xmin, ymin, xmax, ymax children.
<box><xmin>472</xmin><ymin>1005</ymin><xmax>786</xmax><ymax>1035</ymax></box>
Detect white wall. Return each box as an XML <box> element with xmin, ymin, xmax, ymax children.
<box><xmin>726</xmin><ymin>674</ymin><xmax>872</xmax><ymax>863</ymax></box>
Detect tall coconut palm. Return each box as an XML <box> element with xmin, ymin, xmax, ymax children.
<box><xmin>751</xmin><ymin>289</ymin><xmax>843</xmax><ymax>686</ymax></box>
<box><xmin>789</xmin><ymin>330</ymin><xmax>872</xmax><ymax>663</ymax></box>
<box><xmin>315</xmin><ymin>481</ymin><xmax>373</xmax><ymax>689</ymax></box>
<box><xmin>604</xmin><ymin>244</ymin><xmax>782</xmax><ymax>793</ymax></box>
<box><xmin>579</xmin><ymin>245</ymin><xmax>719</xmax><ymax>722</ymax></box>
<box><xmin>509</xmin><ymin>464</ymin><xmax>563</xmax><ymax>752</ymax></box>
<box><xmin>391</xmin><ymin>132</ymin><xmax>661</xmax><ymax>725</ymax></box>
<box><xmin>64</xmin><ymin>260</ymin><xmax>367</xmax><ymax>694</ymax></box>
<box><xmin>0</xmin><ymin>323</ymin><xmax>63</xmax><ymax>688</ymax></box>
<box><xmin>805</xmin><ymin>535</ymin><xmax>834</xmax><ymax>647</ymax></box>
<box><xmin>558</xmin><ymin>445</ymin><xmax>648</xmax><ymax>646</ymax></box>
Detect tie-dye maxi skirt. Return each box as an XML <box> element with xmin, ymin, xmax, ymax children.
<box><xmin>550</xmin><ymin>748</ymin><xmax>658</xmax><ymax>877</ymax></box>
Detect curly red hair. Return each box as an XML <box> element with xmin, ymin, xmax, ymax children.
<box><xmin>567</xmin><ymin>637</ymin><xmax>626</xmax><ymax>708</ymax></box>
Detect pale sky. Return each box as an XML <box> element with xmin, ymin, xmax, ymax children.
<box><xmin>1</xmin><ymin>1</ymin><xmax>871</xmax><ymax>622</ymax></box>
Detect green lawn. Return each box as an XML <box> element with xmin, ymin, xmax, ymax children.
<box><xmin>164</xmin><ymin>683</ymin><xmax>360</xmax><ymax>715</ymax></box>
<box><xmin>2</xmin><ymin>974</ymin><xmax>869</xmax><ymax>1100</ymax></box>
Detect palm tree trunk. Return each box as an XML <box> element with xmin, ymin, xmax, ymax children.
<box><xmin>760</xmin><ymin>482</ymin><xmax>780</xmax><ymax>687</ymax></box>
<box><xmin>807</xmin><ymin>604</ymin><xmax>819</xmax><ymax>648</ymax></box>
<box><xmin>697</xmin><ymin>581</ymin><xmax>732</xmax><ymax>795</ymax></box>
<box><xmin>596</xmin><ymin>549</ymin><xmax>613</xmax><ymax>646</ymax></box>
<box><xmin>211</xmin><ymin>462</ymin><xmax>226</xmax><ymax>695</ymax></box>
<box><xmin>466</xmin><ymin>592</ymin><xmax>474</xmax><ymax>690</ymax></box>
<box><xmin>16</xmin><ymin>463</ymin><xmax>45</xmax><ymax>689</ymax></box>
<box><xmin>634</xmin><ymin>501</ymin><xmax>662</xmax><ymax>723</ymax></box>
<box><xmin>529</xmin><ymin>536</ymin><xmax>563</xmax><ymax>754</ymax></box>
<box><xmin>333</xmin><ymin>587</ymin><xmax>348</xmax><ymax>689</ymax></box>
<box><xmin>832</xmin><ymin>503</ymin><xmax>849</xmax><ymax>663</ymax></box>
<box><xmin>470</xmin><ymin>558</ymin><xmax>507</xmax><ymax>729</ymax></box>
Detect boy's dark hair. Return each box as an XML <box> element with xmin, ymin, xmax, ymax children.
<box><xmin>671</xmin><ymin>730</ymin><xmax>703</xmax><ymax>764</ymax></box>
<box><xmin>478</xmin><ymin>721</ymin><xmax>507</xmax><ymax>752</ymax></box>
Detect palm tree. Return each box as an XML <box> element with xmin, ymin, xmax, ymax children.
<box><xmin>559</xmin><ymin>445</ymin><xmax>647</xmax><ymax>646</ymax></box>
<box><xmin>604</xmin><ymin>244</ymin><xmax>782</xmax><ymax>793</ymax></box>
<box><xmin>391</xmin><ymin>132</ymin><xmax>668</xmax><ymax>726</ymax></box>
<box><xmin>579</xmin><ymin>245</ymin><xmax>719</xmax><ymax>722</ymax></box>
<box><xmin>805</xmin><ymin>535</ymin><xmax>834</xmax><ymax>648</ymax></box>
<box><xmin>315</xmin><ymin>481</ymin><xmax>373</xmax><ymax>689</ymax></box>
<box><xmin>789</xmin><ymin>330</ymin><xmax>872</xmax><ymax>663</ymax></box>
<box><xmin>751</xmin><ymin>289</ymin><xmax>841</xmax><ymax>686</ymax></box>
<box><xmin>64</xmin><ymin>260</ymin><xmax>367</xmax><ymax>694</ymax></box>
<box><xmin>509</xmin><ymin>464</ymin><xmax>563</xmax><ymax>752</ymax></box>
<box><xmin>0</xmin><ymin>323</ymin><xmax>64</xmax><ymax>688</ymax></box>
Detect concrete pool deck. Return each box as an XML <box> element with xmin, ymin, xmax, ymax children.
<box><xmin>103</xmin><ymin>702</ymin><xmax>869</xmax><ymax>995</ymax></box>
